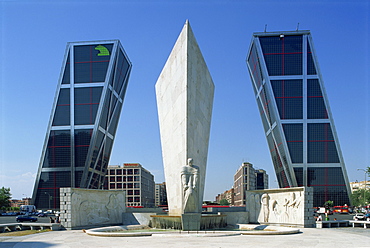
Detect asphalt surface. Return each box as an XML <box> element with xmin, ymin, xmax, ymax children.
<box><xmin>0</xmin><ymin>216</ymin><xmax>53</xmax><ymax>224</ymax></box>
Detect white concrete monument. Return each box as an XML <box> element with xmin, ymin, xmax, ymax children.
<box><xmin>245</xmin><ymin>187</ymin><xmax>315</xmax><ymax>227</ymax></box>
<box><xmin>155</xmin><ymin>20</ymin><xmax>214</xmax><ymax>227</ymax></box>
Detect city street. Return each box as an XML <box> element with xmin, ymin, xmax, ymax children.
<box><xmin>0</xmin><ymin>215</ymin><xmax>53</xmax><ymax>224</ymax></box>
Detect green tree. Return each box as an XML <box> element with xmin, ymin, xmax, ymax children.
<box><xmin>350</xmin><ymin>188</ymin><xmax>370</xmax><ymax>207</ymax></box>
<box><xmin>324</xmin><ymin>200</ymin><xmax>334</xmax><ymax>208</ymax></box>
<box><xmin>0</xmin><ymin>187</ymin><xmax>12</xmax><ymax>210</ymax></box>
<box><xmin>219</xmin><ymin>199</ymin><xmax>230</xmax><ymax>206</ymax></box>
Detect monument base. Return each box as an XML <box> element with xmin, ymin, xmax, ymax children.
<box><xmin>181</xmin><ymin>213</ymin><xmax>201</xmax><ymax>231</ymax></box>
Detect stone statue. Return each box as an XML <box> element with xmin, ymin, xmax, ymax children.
<box><xmin>261</xmin><ymin>193</ymin><xmax>270</xmax><ymax>222</ymax></box>
<box><xmin>181</xmin><ymin>158</ymin><xmax>199</xmax><ymax>213</ymax></box>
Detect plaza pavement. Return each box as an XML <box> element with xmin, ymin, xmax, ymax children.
<box><xmin>0</xmin><ymin>227</ymin><xmax>370</xmax><ymax>248</ymax></box>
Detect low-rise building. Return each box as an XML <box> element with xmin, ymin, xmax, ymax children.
<box><xmin>10</xmin><ymin>197</ymin><xmax>32</xmax><ymax>208</ymax></box>
<box><xmin>350</xmin><ymin>180</ymin><xmax>369</xmax><ymax>192</ymax></box>
<box><xmin>216</xmin><ymin>162</ymin><xmax>269</xmax><ymax>206</ymax></box>
<box><xmin>215</xmin><ymin>188</ymin><xmax>234</xmax><ymax>205</ymax></box>
<box><xmin>104</xmin><ymin>163</ymin><xmax>155</xmax><ymax>207</ymax></box>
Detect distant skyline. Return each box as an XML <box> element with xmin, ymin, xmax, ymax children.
<box><xmin>1</xmin><ymin>1</ymin><xmax>369</xmax><ymax>202</ymax></box>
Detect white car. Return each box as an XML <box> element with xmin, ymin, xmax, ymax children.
<box><xmin>353</xmin><ymin>213</ymin><xmax>366</xmax><ymax>220</ymax></box>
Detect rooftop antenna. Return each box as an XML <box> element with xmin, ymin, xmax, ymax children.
<box><xmin>264</xmin><ymin>24</ymin><xmax>267</xmax><ymax>32</ymax></box>
<box><xmin>296</xmin><ymin>22</ymin><xmax>300</xmax><ymax>31</ymax></box>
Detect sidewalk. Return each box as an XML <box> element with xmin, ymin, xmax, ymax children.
<box><xmin>0</xmin><ymin>227</ymin><xmax>369</xmax><ymax>248</ymax></box>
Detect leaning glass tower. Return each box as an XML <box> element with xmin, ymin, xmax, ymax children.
<box><xmin>32</xmin><ymin>40</ymin><xmax>132</xmax><ymax>209</ymax></box>
<box><xmin>246</xmin><ymin>31</ymin><xmax>351</xmax><ymax>206</ymax></box>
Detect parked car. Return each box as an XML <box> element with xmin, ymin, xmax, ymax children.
<box><xmin>16</xmin><ymin>215</ymin><xmax>38</xmax><ymax>222</ymax></box>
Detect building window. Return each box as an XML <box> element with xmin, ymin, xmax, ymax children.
<box><xmin>43</xmin><ymin>130</ymin><xmax>71</xmax><ymax>168</ymax></box>
<box><xmin>307</xmin><ymin>79</ymin><xmax>327</xmax><ymax>119</ymax></box>
<box><xmin>307</xmin><ymin>38</ymin><xmax>317</xmax><ymax>75</ymax></box>
<box><xmin>283</xmin><ymin>124</ymin><xmax>303</xmax><ymax>163</ymax></box>
<box><xmin>259</xmin><ymin>35</ymin><xmax>303</xmax><ymax>76</ymax></box>
<box><xmin>308</xmin><ymin>123</ymin><xmax>339</xmax><ymax>163</ymax></box>
<box><xmin>74</xmin><ymin>87</ymin><xmax>103</xmax><ymax>125</ymax></box>
<box><xmin>74</xmin><ymin>44</ymin><xmax>113</xmax><ymax>84</ymax></box>
<box><xmin>52</xmin><ymin>88</ymin><xmax>70</xmax><ymax>126</ymax></box>
<box><xmin>271</xmin><ymin>80</ymin><xmax>303</xmax><ymax>119</ymax></box>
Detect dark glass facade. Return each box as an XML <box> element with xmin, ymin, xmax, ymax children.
<box><xmin>247</xmin><ymin>31</ymin><xmax>350</xmax><ymax>206</ymax></box>
<box><xmin>32</xmin><ymin>40</ymin><xmax>132</xmax><ymax>209</ymax></box>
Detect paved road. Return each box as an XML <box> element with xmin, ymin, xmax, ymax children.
<box><xmin>0</xmin><ymin>216</ymin><xmax>53</xmax><ymax>224</ymax></box>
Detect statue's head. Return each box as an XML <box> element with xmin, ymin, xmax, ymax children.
<box><xmin>187</xmin><ymin>158</ymin><xmax>193</xmax><ymax>166</ymax></box>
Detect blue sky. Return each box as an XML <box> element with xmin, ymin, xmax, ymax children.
<box><xmin>0</xmin><ymin>0</ymin><xmax>369</xmax><ymax>201</ymax></box>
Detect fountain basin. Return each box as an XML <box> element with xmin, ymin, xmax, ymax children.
<box><xmin>150</xmin><ymin>214</ymin><xmax>227</xmax><ymax>230</ymax></box>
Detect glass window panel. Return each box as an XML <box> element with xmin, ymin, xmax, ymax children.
<box><xmin>75</xmin><ymin>171</ymin><xmax>83</xmax><ymax>188</ymax></box>
<box><xmin>52</xmin><ymin>88</ymin><xmax>70</xmax><ymax>126</ymax></box>
<box><xmin>74</xmin><ymin>87</ymin><xmax>103</xmax><ymax>125</ymax></box>
<box><xmin>247</xmin><ymin>43</ymin><xmax>264</xmax><ymax>92</ymax></box>
<box><xmin>307</xmin><ymin>167</ymin><xmax>349</xmax><ymax>206</ymax></box>
<box><xmin>308</xmin><ymin>123</ymin><xmax>339</xmax><ymax>163</ymax></box>
<box><xmin>75</xmin><ymin>129</ymin><xmax>92</xmax><ymax>167</ymax></box>
<box><xmin>260</xmin><ymin>35</ymin><xmax>302</xmax><ymax>76</ymax></box>
<box><xmin>39</xmin><ymin>171</ymin><xmax>71</xmax><ymax>188</ymax></box>
<box><xmin>74</xmin><ymin>44</ymin><xmax>113</xmax><ymax>84</ymax></box>
<box><xmin>307</xmin><ymin>39</ymin><xmax>317</xmax><ymax>75</ymax></box>
<box><xmin>293</xmin><ymin>167</ymin><xmax>304</xmax><ymax>186</ymax></box>
<box><xmin>284</xmin><ymin>54</ymin><xmax>302</xmax><ymax>75</ymax></box>
<box><xmin>43</xmin><ymin>130</ymin><xmax>71</xmax><ymax>168</ymax></box>
<box><xmin>272</xmin><ymin>80</ymin><xmax>303</xmax><ymax>119</ymax></box>
<box><xmin>113</xmin><ymin>50</ymin><xmax>130</xmax><ymax>94</ymax></box>
<box><xmin>307</xmin><ymin>79</ymin><xmax>327</xmax><ymax>119</ymax></box>
<box><xmin>61</xmin><ymin>53</ymin><xmax>70</xmax><ymax>84</ymax></box>
<box><xmin>283</xmin><ymin>124</ymin><xmax>303</xmax><ymax>163</ymax></box>
<box><xmin>108</xmin><ymin>101</ymin><xmax>122</xmax><ymax>135</ymax></box>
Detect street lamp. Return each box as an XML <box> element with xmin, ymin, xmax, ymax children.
<box><xmin>357</xmin><ymin>169</ymin><xmax>367</xmax><ymax>206</ymax></box>
<box><xmin>44</xmin><ymin>192</ymin><xmax>51</xmax><ymax>209</ymax></box>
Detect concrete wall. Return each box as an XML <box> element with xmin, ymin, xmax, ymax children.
<box><xmin>59</xmin><ymin>188</ymin><xmax>126</xmax><ymax>229</ymax></box>
<box><xmin>245</xmin><ymin>187</ymin><xmax>314</xmax><ymax>228</ymax></box>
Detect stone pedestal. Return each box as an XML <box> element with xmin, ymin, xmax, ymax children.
<box><xmin>181</xmin><ymin>213</ymin><xmax>201</xmax><ymax>231</ymax></box>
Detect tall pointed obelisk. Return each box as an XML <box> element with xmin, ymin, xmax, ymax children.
<box><xmin>155</xmin><ymin>20</ymin><xmax>214</xmax><ymax>228</ymax></box>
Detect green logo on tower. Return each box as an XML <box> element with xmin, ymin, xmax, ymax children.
<box><xmin>95</xmin><ymin>45</ymin><xmax>110</xmax><ymax>56</ymax></box>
